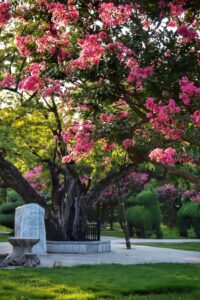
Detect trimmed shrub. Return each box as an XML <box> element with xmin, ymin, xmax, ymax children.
<box><xmin>177</xmin><ymin>201</ymin><xmax>200</xmax><ymax>238</ymax></box>
<box><xmin>157</xmin><ymin>184</ymin><xmax>179</xmax><ymax>228</ymax></box>
<box><xmin>0</xmin><ymin>190</ymin><xmax>23</xmax><ymax>229</ymax></box>
<box><xmin>126</xmin><ymin>188</ymin><xmax>162</xmax><ymax>238</ymax></box>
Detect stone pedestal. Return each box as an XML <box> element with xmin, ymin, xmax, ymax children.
<box><xmin>15</xmin><ymin>204</ymin><xmax>46</xmax><ymax>255</ymax></box>
<box><xmin>5</xmin><ymin>237</ymin><xmax>40</xmax><ymax>266</ymax></box>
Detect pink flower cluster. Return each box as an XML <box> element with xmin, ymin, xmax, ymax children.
<box><xmin>107</xmin><ymin>42</ymin><xmax>133</xmax><ymax>63</ymax></box>
<box><xmin>127</xmin><ymin>172</ymin><xmax>148</xmax><ymax>184</ymax></box>
<box><xmin>179</xmin><ymin>76</ymin><xmax>200</xmax><ymax>105</ymax></box>
<box><xmin>71</xmin><ymin>33</ymin><xmax>106</xmax><ymax>69</ymax></box>
<box><xmin>145</xmin><ymin>97</ymin><xmax>183</xmax><ymax>140</ymax></box>
<box><xmin>19</xmin><ymin>75</ymin><xmax>44</xmax><ymax>92</ymax></box>
<box><xmin>127</xmin><ymin>66</ymin><xmax>153</xmax><ymax>90</ymax></box>
<box><xmin>168</xmin><ymin>2</ymin><xmax>184</xmax><ymax>16</ymax></box>
<box><xmin>149</xmin><ymin>147</ymin><xmax>176</xmax><ymax>165</ymax></box>
<box><xmin>191</xmin><ymin>110</ymin><xmax>200</xmax><ymax>127</ymax></box>
<box><xmin>35</xmin><ymin>0</ymin><xmax>48</xmax><ymax>5</ymax></box>
<box><xmin>48</xmin><ymin>3</ymin><xmax>79</xmax><ymax>26</ymax></box>
<box><xmin>24</xmin><ymin>165</ymin><xmax>45</xmax><ymax>192</ymax></box>
<box><xmin>42</xmin><ymin>79</ymin><xmax>61</xmax><ymax>98</ymax></box>
<box><xmin>100</xmin><ymin>110</ymin><xmax>129</xmax><ymax>123</ymax></box>
<box><xmin>15</xmin><ymin>35</ymin><xmax>33</xmax><ymax>57</ymax></box>
<box><xmin>102</xmin><ymin>143</ymin><xmax>116</xmax><ymax>152</ymax></box>
<box><xmin>100</xmin><ymin>113</ymin><xmax>115</xmax><ymax>123</ymax></box>
<box><xmin>98</xmin><ymin>3</ymin><xmax>132</xmax><ymax>27</ymax></box>
<box><xmin>101</xmin><ymin>171</ymin><xmax>148</xmax><ymax>201</ymax></box>
<box><xmin>25</xmin><ymin>62</ymin><xmax>45</xmax><ymax>76</ymax></box>
<box><xmin>177</xmin><ymin>24</ymin><xmax>197</xmax><ymax>42</ymax></box>
<box><xmin>36</xmin><ymin>31</ymin><xmax>70</xmax><ymax>62</ymax></box>
<box><xmin>79</xmin><ymin>175</ymin><xmax>89</xmax><ymax>184</ymax></box>
<box><xmin>118</xmin><ymin>111</ymin><xmax>129</xmax><ymax>118</ymax></box>
<box><xmin>0</xmin><ymin>73</ymin><xmax>14</xmax><ymax>88</ymax></box>
<box><xmin>191</xmin><ymin>193</ymin><xmax>200</xmax><ymax>202</ymax></box>
<box><xmin>0</xmin><ymin>2</ymin><xmax>10</xmax><ymax>28</ymax></box>
<box><xmin>62</xmin><ymin>120</ymin><xmax>94</xmax><ymax>163</ymax></box>
<box><xmin>122</xmin><ymin>139</ymin><xmax>134</xmax><ymax>150</ymax></box>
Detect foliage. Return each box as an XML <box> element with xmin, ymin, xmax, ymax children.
<box><xmin>157</xmin><ymin>184</ymin><xmax>179</xmax><ymax>228</ymax></box>
<box><xmin>1</xmin><ymin>264</ymin><xmax>200</xmax><ymax>300</ymax></box>
<box><xmin>0</xmin><ymin>190</ymin><xmax>23</xmax><ymax>229</ymax></box>
<box><xmin>126</xmin><ymin>189</ymin><xmax>162</xmax><ymax>238</ymax></box>
<box><xmin>177</xmin><ymin>201</ymin><xmax>200</xmax><ymax>238</ymax></box>
<box><xmin>0</xmin><ymin>0</ymin><xmax>199</xmax><ymax>240</ymax></box>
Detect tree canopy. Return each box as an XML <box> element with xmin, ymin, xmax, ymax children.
<box><xmin>0</xmin><ymin>0</ymin><xmax>199</xmax><ymax>240</ymax></box>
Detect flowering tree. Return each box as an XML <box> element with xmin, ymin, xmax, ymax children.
<box><xmin>0</xmin><ymin>0</ymin><xmax>199</xmax><ymax>240</ymax></box>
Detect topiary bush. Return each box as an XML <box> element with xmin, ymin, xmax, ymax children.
<box><xmin>177</xmin><ymin>201</ymin><xmax>200</xmax><ymax>238</ymax></box>
<box><xmin>157</xmin><ymin>184</ymin><xmax>180</xmax><ymax>228</ymax></box>
<box><xmin>0</xmin><ymin>190</ymin><xmax>24</xmax><ymax>229</ymax></box>
<box><xmin>126</xmin><ymin>188</ymin><xmax>163</xmax><ymax>238</ymax></box>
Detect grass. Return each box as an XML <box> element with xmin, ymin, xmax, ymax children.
<box><xmin>136</xmin><ymin>242</ymin><xmax>200</xmax><ymax>252</ymax></box>
<box><xmin>0</xmin><ymin>234</ymin><xmax>10</xmax><ymax>242</ymax></box>
<box><xmin>0</xmin><ymin>225</ymin><xmax>11</xmax><ymax>242</ymax></box>
<box><xmin>0</xmin><ymin>225</ymin><xmax>11</xmax><ymax>232</ymax></box>
<box><xmin>0</xmin><ymin>264</ymin><xmax>200</xmax><ymax>299</ymax></box>
<box><xmin>101</xmin><ymin>224</ymin><xmax>197</xmax><ymax>239</ymax></box>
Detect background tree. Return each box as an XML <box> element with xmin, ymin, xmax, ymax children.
<box><xmin>0</xmin><ymin>0</ymin><xmax>199</xmax><ymax>240</ymax></box>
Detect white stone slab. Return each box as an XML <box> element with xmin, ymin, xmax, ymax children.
<box><xmin>46</xmin><ymin>241</ymin><xmax>111</xmax><ymax>254</ymax></box>
<box><xmin>15</xmin><ymin>204</ymin><xmax>46</xmax><ymax>255</ymax></box>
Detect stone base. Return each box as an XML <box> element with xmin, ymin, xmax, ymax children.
<box><xmin>47</xmin><ymin>240</ymin><xmax>111</xmax><ymax>254</ymax></box>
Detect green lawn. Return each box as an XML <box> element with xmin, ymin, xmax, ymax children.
<box><xmin>101</xmin><ymin>224</ymin><xmax>196</xmax><ymax>239</ymax></box>
<box><xmin>136</xmin><ymin>242</ymin><xmax>200</xmax><ymax>252</ymax></box>
<box><xmin>0</xmin><ymin>234</ymin><xmax>9</xmax><ymax>242</ymax></box>
<box><xmin>0</xmin><ymin>264</ymin><xmax>200</xmax><ymax>299</ymax></box>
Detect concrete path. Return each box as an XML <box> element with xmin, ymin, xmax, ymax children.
<box><xmin>1</xmin><ymin>237</ymin><xmax>200</xmax><ymax>267</ymax></box>
<box><xmin>106</xmin><ymin>236</ymin><xmax>200</xmax><ymax>244</ymax></box>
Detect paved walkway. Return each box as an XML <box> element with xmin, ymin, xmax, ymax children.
<box><xmin>0</xmin><ymin>236</ymin><xmax>200</xmax><ymax>267</ymax></box>
<box><xmin>107</xmin><ymin>236</ymin><xmax>200</xmax><ymax>243</ymax></box>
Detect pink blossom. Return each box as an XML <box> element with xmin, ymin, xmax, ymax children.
<box><xmin>149</xmin><ymin>147</ymin><xmax>176</xmax><ymax>165</ymax></box>
<box><xmin>127</xmin><ymin>66</ymin><xmax>153</xmax><ymax>90</ymax></box>
<box><xmin>19</xmin><ymin>76</ymin><xmax>44</xmax><ymax>92</ymax></box>
<box><xmin>71</xmin><ymin>33</ymin><xmax>106</xmax><ymax>69</ymax></box>
<box><xmin>168</xmin><ymin>3</ymin><xmax>184</xmax><ymax>16</ymax></box>
<box><xmin>15</xmin><ymin>35</ymin><xmax>32</xmax><ymax>57</ymax></box>
<box><xmin>191</xmin><ymin>193</ymin><xmax>200</xmax><ymax>202</ymax></box>
<box><xmin>0</xmin><ymin>2</ymin><xmax>10</xmax><ymax>28</ymax></box>
<box><xmin>103</xmin><ymin>143</ymin><xmax>116</xmax><ymax>152</ymax></box>
<box><xmin>167</xmin><ymin>20</ymin><xmax>177</xmax><ymax>28</ymax></box>
<box><xmin>100</xmin><ymin>113</ymin><xmax>115</xmax><ymax>123</ymax></box>
<box><xmin>177</xmin><ymin>24</ymin><xmax>197</xmax><ymax>42</ymax></box>
<box><xmin>79</xmin><ymin>104</ymin><xmax>90</xmax><ymax>111</ymax></box>
<box><xmin>179</xmin><ymin>77</ymin><xmax>200</xmax><ymax>105</ymax></box>
<box><xmin>42</xmin><ymin>80</ymin><xmax>61</xmax><ymax>98</ymax></box>
<box><xmin>99</xmin><ymin>3</ymin><xmax>132</xmax><ymax>27</ymax></box>
<box><xmin>122</xmin><ymin>139</ymin><xmax>134</xmax><ymax>150</ymax></box>
<box><xmin>24</xmin><ymin>165</ymin><xmax>45</xmax><ymax>192</ymax></box>
<box><xmin>62</xmin><ymin>120</ymin><xmax>95</xmax><ymax>160</ymax></box>
<box><xmin>102</xmin><ymin>157</ymin><xmax>111</xmax><ymax>166</ymax></box>
<box><xmin>145</xmin><ymin>97</ymin><xmax>183</xmax><ymax>140</ymax></box>
<box><xmin>0</xmin><ymin>73</ymin><xmax>14</xmax><ymax>88</ymax></box>
<box><xmin>26</xmin><ymin>62</ymin><xmax>45</xmax><ymax>76</ymax></box>
<box><xmin>191</xmin><ymin>110</ymin><xmax>200</xmax><ymax>127</ymax></box>
<box><xmin>79</xmin><ymin>175</ymin><xmax>89</xmax><ymax>184</ymax></box>
<box><xmin>48</xmin><ymin>3</ymin><xmax>79</xmax><ymax>26</ymax></box>
<box><xmin>62</xmin><ymin>155</ymin><xmax>73</xmax><ymax>163</ymax></box>
<box><xmin>118</xmin><ymin>111</ymin><xmax>129</xmax><ymax>118</ymax></box>
<box><xmin>54</xmin><ymin>135</ymin><xmax>59</xmax><ymax>141</ymax></box>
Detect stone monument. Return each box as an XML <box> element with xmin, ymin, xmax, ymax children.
<box><xmin>15</xmin><ymin>203</ymin><xmax>46</xmax><ymax>255</ymax></box>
